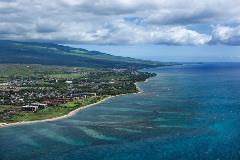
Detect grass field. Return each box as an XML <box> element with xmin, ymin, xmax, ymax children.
<box><xmin>0</xmin><ymin>64</ymin><xmax>94</xmax><ymax>78</ymax></box>
<box><xmin>0</xmin><ymin>96</ymin><xmax>107</xmax><ymax>123</ymax></box>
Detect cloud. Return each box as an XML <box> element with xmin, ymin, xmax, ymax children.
<box><xmin>99</xmin><ymin>19</ymin><xmax>211</xmax><ymax>45</ymax></box>
<box><xmin>0</xmin><ymin>0</ymin><xmax>239</xmax><ymax>45</ymax></box>
<box><xmin>141</xmin><ymin>0</ymin><xmax>240</xmax><ymax>25</ymax></box>
<box><xmin>35</xmin><ymin>20</ymin><xmax>60</xmax><ymax>33</ymax></box>
<box><xmin>60</xmin><ymin>0</ymin><xmax>156</xmax><ymax>15</ymax></box>
<box><xmin>211</xmin><ymin>25</ymin><xmax>240</xmax><ymax>45</ymax></box>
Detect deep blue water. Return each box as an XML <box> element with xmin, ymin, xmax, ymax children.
<box><xmin>1</xmin><ymin>63</ymin><xmax>240</xmax><ymax>160</ymax></box>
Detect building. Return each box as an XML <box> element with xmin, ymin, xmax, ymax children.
<box><xmin>31</xmin><ymin>102</ymin><xmax>48</xmax><ymax>109</ymax></box>
<box><xmin>65</xmin><ymin>81</ymin><xmax>73</xmax><ymax>84</ymax></box>
<box><xmin>0</xmin><ymin>83</ymin><xmax>10</xmax><ymax>86</ymax></box>
<box><xmin>22</xmin><ymin>105</ymin><xmax>38</xmax><ymax>112</ymax></box>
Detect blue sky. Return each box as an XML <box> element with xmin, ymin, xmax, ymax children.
<box><xmin>1</xmin><ymin>0</ymin><xmax>240</xmax><ymax>62</ymax></box>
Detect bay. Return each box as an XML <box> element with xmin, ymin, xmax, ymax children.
<box><xmin>1</xmin><ymin>63</ymin><xmax>240</xmax><ymax>160</ymax></box>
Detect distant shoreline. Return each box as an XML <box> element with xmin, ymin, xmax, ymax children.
<box><xmin>0</xmin><ymin>80</ymin><xmax>147</xmax><ymax>129</ymax></box>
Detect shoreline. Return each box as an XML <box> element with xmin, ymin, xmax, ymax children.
<box><xmin>0</xmin><ymin>80</ymin><xmax>147</xmax><ymax>129</ymax></box>
<box><xmin>0</xmin><ymin>96</ymin><xmax>113</xmax><ymax>128</ymax></box>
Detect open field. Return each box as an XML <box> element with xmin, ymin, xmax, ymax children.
<box><xmin>0</xmin><ymin>96</ymin><xmax>106</xmax><ymax>123</ymax></box>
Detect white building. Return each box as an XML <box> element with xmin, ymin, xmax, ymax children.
<box><xmin>31</xmin><ymin>102</ymin><xmax>47</xmax><ymax>108</ymax></box>
<box><xmin>65</xmin><ymin>81</ymin><xmax>73</xmax><ymax>84</ymax></box>
<box><xmin>22</xmin><ymin>105</ymin><xmax>38</xmax><ymax>112</ymax></box>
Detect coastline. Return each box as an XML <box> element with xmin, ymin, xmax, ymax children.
<box><xmin>0</xmin><ymin>80</ymin><xmax>147</xmax><ymax>129</ymax></box>
<box><xmin>0</xmin><ymin>96</ymin><xmax>113</xmax><ymax>128</ymax></box>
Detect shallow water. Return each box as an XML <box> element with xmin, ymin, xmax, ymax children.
<box><xmin>1</xmin><ymin>63</ymin><xmax>240</xmax><ymax>160</ymax></box>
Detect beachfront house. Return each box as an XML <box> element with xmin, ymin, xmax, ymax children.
<box><xmin>22</xmin><ymin>105</ymin><xmax>38</xmax><ymax>112</ymax></box>
<box><xmin>31</xmin><ymin>102</ymin><xmax>47</xmax><ymax>109</ymax></box>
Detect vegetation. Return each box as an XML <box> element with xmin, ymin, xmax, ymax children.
<box><xmin>0</xmin><ymin>40</ymin><xmax>172</xmax><ymax>69</ymax></box>
<box><xmin>0</xmin><ymin>64</ymin><xmax>156</xmax><ymax>124</ymax></box>
<box><xmin>1</xmin><ymin>96</ymin><xmax>106</xmax><ymax>123</ymax></box>
<box><xmin>0</xmin><ymin>40</ymin><xmax>173</xmax><ymax>124</ymax></box>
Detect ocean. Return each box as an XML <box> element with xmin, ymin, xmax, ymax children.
<box><xmin>0</xmin><ymin>63</ymin><xmax>240</xmax><ymax>160</ymax></box>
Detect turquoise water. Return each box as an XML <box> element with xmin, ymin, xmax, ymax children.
<box><xmin>1</xmin><ymin>63</ymin><xmax>240</xmax><ymax>160</ymax></box>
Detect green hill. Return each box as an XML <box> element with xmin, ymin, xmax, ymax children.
<box><xmin>0</xmin><ymin>40</ymin><xmax>167</xmax><ymax>69</ymax></box>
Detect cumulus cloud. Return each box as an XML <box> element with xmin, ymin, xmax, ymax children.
<box><xmin>100</xmin><ymin>20</ymin><xmax>211</xmax><ymax>45</ymax></box>
<box><xmin>211</xmin><ymin>25</ymin><xmax>240</xmax><ymax>45</ymax></box>
<box><xmin>0</xmin><ymin>0</ymin><xmax>240</xmax><ymax>45</ymax></box>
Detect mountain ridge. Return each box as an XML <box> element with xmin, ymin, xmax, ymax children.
<box><xmin>0</xmin><ymin>40</ymin><xmax>168</xmax><ymax>69</ymax></box>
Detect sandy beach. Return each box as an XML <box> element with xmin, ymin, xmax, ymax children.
<box><xmin>0</xmin><ymin>96</ymin><xmax>115</xmax><ymax>128</ymax></box>
<box><xmin>0</xmin><ymin>81</ymin><xmax>146</xmax><ymax>129</ymax></box>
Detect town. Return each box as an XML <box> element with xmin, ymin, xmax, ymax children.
<box><xmin>0</xmin><ymin>64</ymin><xmax>156</xmax><ymax>123</ymax></box>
